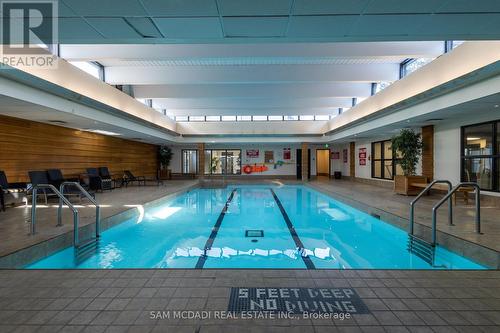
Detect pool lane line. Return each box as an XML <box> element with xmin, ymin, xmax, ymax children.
<box><xmin>195</xmin><ymin>188</ymin><xmax>238</xmax><ymax>269</ymax></box>
<box><xmin>269</xmin><ymin>188</ymin><xmax>316</xmax><ymax>270</ymax></box>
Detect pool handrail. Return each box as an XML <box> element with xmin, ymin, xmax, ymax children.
<box><xmin>30</xmin><ymin>184</ymin><xmax>78</xmax><ymax>236</ymax></box>
<box><xmin>409</xmin><ymin>179</ymin><xmax>453</xmax><ymax>235</ymax></box>
<box><xmin>59</xmin><ymin>182</ymin><xmax>101</xmax><ymax>247</ymax></box>
<box><xmin>431</xmin><ymin>182</ymin><xmax>481</xmax><ymax>246</ymax></box>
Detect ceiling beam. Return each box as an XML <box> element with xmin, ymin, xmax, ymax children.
<box><xmin>133</xmin><ymin>83</ymin><xmax>373</xmax><ymax>99</ymax></box>
<box><xmin>60</xmin><ymin>42</ymin><xmax>444</xmax><ymax>60</ymax></box>
<box><xmin>106</xmin><ymin>64</ymin><xmax>399</xmax><ymax>85</ymax></box>
<box><xmin>158</xmin><ymin>107</ymin><xmax>345</xmax><ymax>116</ymax></box>
<box><xmin>152</xmin><ymin>97</ymin><xmax>354</xmax><ymax>110</ymax></box>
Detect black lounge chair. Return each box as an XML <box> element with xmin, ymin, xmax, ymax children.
<box><xmin>99</xmin><ymin>167</ymin><xmax>122</xmax><ymax>188</ymax></box>
<box><xmin>86</xmin><ymin>168</ymin><xmax>113</xmax><ymax>192</ymax></box>
<box><xmin>123</xmin><ymin>170</ymin><xmax>163</xmax><ymax>187</ymax></box>
<box><xmin>28</xmin><ymin>171</ymin><xmax>60</xmax><ymax>205</ymax></box>
<box><xmin>48</xmin><ymin>169</ymin><xmax>95</xmax><ymax>201</ymax></box>
<box><xmin>123</xmin><ymin>170</ymin><xmax>146</xmax><ymax>187</ymax></box>
<box><xmin>47</xmin><ymin>169</ymin><xmax>79</xmax><ymax>188</ymax></box>
<box><xmin>0</xmin><ymin>171</ymin><xmax>27</xmax><ymax>211</ymax></box>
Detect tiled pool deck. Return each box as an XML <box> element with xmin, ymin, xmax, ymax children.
<box><xmin>0</xmin><ymin>269</ymin><xmax>499</xmax><ymax>332</ymax></box>
<box><xmin>1</xmin><ymin>178</ymin><xmax>500</xmax><ymax>331</ymax></box>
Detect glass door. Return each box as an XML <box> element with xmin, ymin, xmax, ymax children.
<box><xmin>182</xmin><ymin>150</ymin><xmax>198</xmax><ymax>174</ymax></box>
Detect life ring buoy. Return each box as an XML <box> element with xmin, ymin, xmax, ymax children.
<box><xmin>243</xmin><ymin>165</ymin><xmax>253</xmax><ymax>174</ymax></box>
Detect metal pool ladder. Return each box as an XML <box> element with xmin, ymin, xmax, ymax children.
<box><xmin>30</xmin><ymin>182</ymin><xmax>101</xmax><ymax>262</ymax></box>
<box><xmin>408</xmin><ymin>180</ymin><xmax>482</xmax><ymax>266</ymax></box>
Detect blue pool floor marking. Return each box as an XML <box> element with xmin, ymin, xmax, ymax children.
<box><xmin>269</xmin><ymin>189</ymin><xmax>316</xmax><ymax>269</ymax></box>
<box><xmin>195</xmin><ymin>188</ymin><xmax>238</xmax><ymax>269</ymax></box>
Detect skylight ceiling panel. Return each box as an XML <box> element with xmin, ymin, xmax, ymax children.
<box><xmin>155</xmin><ymin>18</ymin><xmax>223</xmax><ymax>39</ymax></box>
<box><xmin>287</xmin><ymin>16</ymin><xmax>358</xmax><ymax>37</ymax></box>
<box><xmin>141</xmin><ymin>0</ymin><xmax>219</xmax><ymax>16</ymax></box>
<box><xmin>86</xmin><ymin>18</ymin><xmax>142</xmax><ymax>39</ymax></box>
<box><xmin>223</xmin><ymin>17</ymin><xmax>288</xmax><ymax>37</ymax></box>
<box><xmin>62</xmin><ymin>0</ymin><xmax>147</xmax><ymax>17</ymax></box>
<box><xmin>219</xmin><ymin>0</ymin><xmax>292</xmax><ymax>16</ymax></box>
<box><xmin>293</xmin><ymin>0</ymin><xmax>369</xmax><ymax>15</ymax></box>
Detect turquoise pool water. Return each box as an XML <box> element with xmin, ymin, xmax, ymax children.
<box><xmin>27</xmin><ymin>185</ymin><xmax>486</xmax><ymax>269</ymax></box>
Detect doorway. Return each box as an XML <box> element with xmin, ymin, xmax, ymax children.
<box><xmin>316</xmin><ymin>149</ymin><xmax>331</xmax><ymax>177</ymax></box>
<box><xmin>296</xmin><ymin>149</ymin><xmax>311</xmax><ymax>180</ymax></box>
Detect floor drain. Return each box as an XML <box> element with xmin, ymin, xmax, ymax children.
<box><xmin>245</xmin><ymin>230</ymin><xmax>264</xmax><ymax>237</ymax></box>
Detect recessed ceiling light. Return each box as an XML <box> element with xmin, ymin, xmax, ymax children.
<box><xmin>83</xmin><ymin>129</ymin><xmax>121</xmax><ymax>136</ymax></box>
<box><xmin>495</xmin><ymin>104</ymin><xmax>499</xmax><ymax>108</ymax></box>
<box><xmin>47</xmin><ymin>120</ymin><xmax>67</xmax><ymax>125</ymax></box>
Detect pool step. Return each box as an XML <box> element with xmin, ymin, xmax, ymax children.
<box><xmin>407</xmin><ymin>234</ymin><xmax>435</xmax><ymax>265</ymax></box>
<box><xmin>74</xmin><ymin>237</ymin><xmax>99</xmax><ymax>264</ymax></box>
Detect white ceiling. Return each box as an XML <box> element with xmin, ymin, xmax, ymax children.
<box><xmin>60</xmin><ymin>41</ymin><xmax>444</xmax><ymax>117</ymax></box>
<box><xmin>54</xmin><ymin>0</ymin><xmax>500</xmax><ymax>43</ymax></box>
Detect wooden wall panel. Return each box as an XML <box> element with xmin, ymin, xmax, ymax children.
<box><xmin>421</xmin><ymin>125</ymin><xmax>434</xmax><ymax>181</ymax></box>
<box><xmin>0</xmin><ymin>115</ymin><xmax>158</xmax><ymax>182</ymax></box>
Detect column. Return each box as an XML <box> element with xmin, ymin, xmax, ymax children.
<box><xmin>349</xmin><ymin>142</ymin><xmax>356</xmax><ymax>179</ymax></box>
<box><xmin>421</xmin><ymin>125</ymin><xmax>434</xmax><ymax>181</ymax></box>
<box><xmin>198</xmin><ymin>143</ymin><xmax>205</xmax><ymax>178</ymax></box>
<box><xmin>301</xmin><ymin>143</ymin><xmax>308</xmax><ymax>182</ymax></box>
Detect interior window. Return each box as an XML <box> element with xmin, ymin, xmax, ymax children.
<box><xmin>182</xmin><ymin>150</ymin><xmax>198</xmax><ymax>174</ymax></box>
<box><xmin>462</xmin><ymin>122</ymin><xmax>498</xmax><ymax>191</ymax></box>
<box><xmin>464</xmin><ymin>123</ymin><xmax>493</xmax><ymax>156</ymax></box>
<box><xmin>204</xmin><ymin>149</ymin><xmax>242</xmax><ymax>175</ymax></box>
<box><xmin>371</xmin><ymin>140</ymin><xmax>395</xmax><ymax>180</ymax></box>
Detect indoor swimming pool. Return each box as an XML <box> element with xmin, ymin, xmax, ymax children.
<box><xmin>27</xmin><ymin>185</ymin><xmax>486</xmax><ymax>269</ymax></box>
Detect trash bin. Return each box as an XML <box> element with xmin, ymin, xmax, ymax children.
<box><xmin>334</xmin><ymin>172</ymin><xmax>342</xmax><ymax>179</ymax></box>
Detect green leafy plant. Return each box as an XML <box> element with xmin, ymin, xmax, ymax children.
<box><xmin>158</xmin><ymin>146</ymin><xmax>173</xmax><ymax>169</ymax></box>
<box><xmin>210</xmin><ymin>156</ymin><xmax>220</xmax><ymax>173</ymax></box>
<box><xmin>391</xmin><ymin>129</ymin><xmax>423</xmax><ymax>176</ymax></box>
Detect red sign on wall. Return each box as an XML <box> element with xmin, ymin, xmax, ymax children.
<box><xmin>343</xmin><ymin>149</ymin><xmax>348</xmax><ymax>163</ymax></box>
<box><xmin>283</xmin><ymin>148</ymin><xmax>291</xmax><ymax>160</ymax></box>
<box><xmin>359</xmin><ymin>148</ymin><xmax>367</xmax><ymax>166</ymax></box>
<box><xmin>246</xmin><ymin>149</ymin><xmax>259</xmax><ymax>158</ymax></box>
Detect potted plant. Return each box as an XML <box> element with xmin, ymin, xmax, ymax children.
<box><xmin>391</xmin><ymin>129</ymin><xmax>426</xmax><ymax>195</ymax></box>
<box><xmin>210</xmin><ymin>156</ymin><xmax>220</xmax><ymax>174</ymax></box>
<box><xmin>158</xmin><ymin>146</ymin><xmax>173</xmax><ymax>180</ymax></box>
